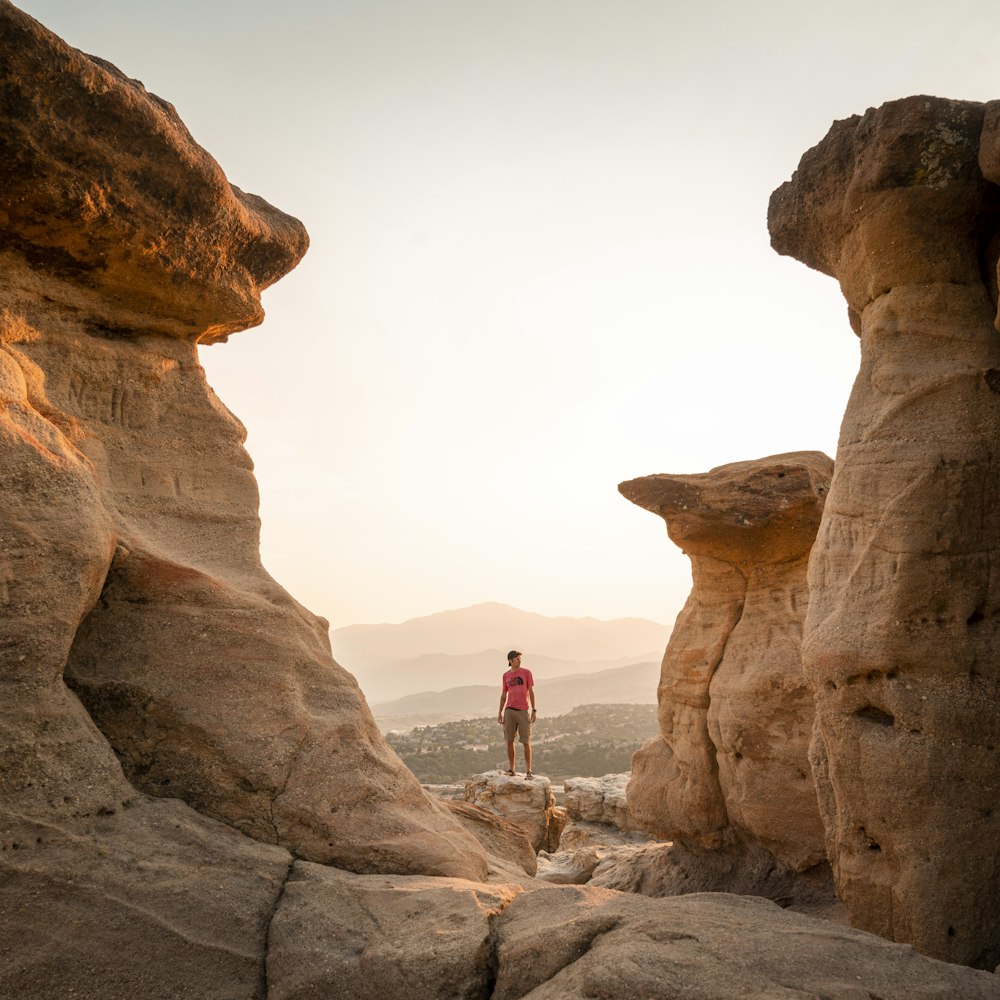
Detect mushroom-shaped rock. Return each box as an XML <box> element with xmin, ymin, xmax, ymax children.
<box><xmin>0</xmin><ymin>1</ymin><xmax>486</xmax><ymax>881</ymax></box>
<box><xmin>770</xmin><ymin>95</ymin><xmax>1000</xmax><ymax>967</ymax></box>
<box><xmin>619</xmin><ymin>452</ymin><xmax>833</xmax><ymax>885</ymax></box>
<box><xmin>0</xmin><ymin>4</ymin><xmax>308</xmax><ymax>342</ymax></box>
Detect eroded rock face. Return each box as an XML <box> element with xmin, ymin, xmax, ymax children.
<box><xmin>465</xmin><ymin>771</ymin><xmax>565</xmax><ymax>853</ymax></box>
<box><xmin>619</xmin><ymin>452</ymin><xmax>833</xmax><ymax>883</ymax></box>
<box><xmin>0</xmin><ymin>4</ymin><xmax>300</xmax><ymax>342</ymax></box>
<box><xmin>491</xmin><ymin>889</ymin><xmax>1000</xmax><ymax>1000</ymax></box>
<box><xmin>587</xmin><ymin>840</ymin><xmax>842</xmax><ymax>921</ymax></box>
<box><xmin>563</xmin><ymin>773</ymin><xmax>633</xmax><ymax>830</ymax></box>
<box><xmin>770</xmin><ymin>96</ymin><xmax>1000</xmax><ymax>968</ymax></box>
<box><xmin>440</xmin><ymin>798</ymin><xmax>538</xmax><ymax>878</ymax></box>
<box><xmin>265</xmin><ymin>864</ymin><xmax>518</xmax><ymax>1000</ymax></box>
<box><xmin>536</xmin><ymin>845</ymin><xmax>611</xmax><ymax>885</ymax></box>
<box><xmin>0</xmin><ymin>1</ymin><xmax>485</xmax><ymax>881</ymax></box>
<box><xmin>0</xmin><ymin>799</ymin><xmax>293</xmax><ymax>999</ymax></box>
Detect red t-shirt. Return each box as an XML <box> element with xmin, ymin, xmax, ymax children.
<box><xmin>502</xmin><ymin>667</ymin><xmax>534</xmax><ymax>711</ymax></box>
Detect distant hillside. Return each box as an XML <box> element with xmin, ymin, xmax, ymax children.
<box><xmin>330</xmin><ymin>602</ymin><xmax>667</xmax><ymax>703</ymax></box>
<box><xmin>386</xmin><ymin>703</ymin><xmax>659</xmax><ymax>783</ymax></box>
<box><xmin>371</xmin><ymin>659</ymin><xmax>659</xmax><ymax>732</ymax></box>
<box><xmin>354</xmin><ymin>648</ymin><xmax>661</xmax><ymax>703</ymax></box>
<box><xmin>331</xmin><ymin>602</ymin><xmax>667</xmax><ymax>673</ymax></box>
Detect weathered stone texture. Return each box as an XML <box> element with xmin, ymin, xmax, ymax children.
<box><xmin>441</xmin><ymin>797</ymin><xmax>539</xmax><ymax>878</ymax></box>
<box><xmin>0</xmin><ymin>800</ymin><xmax>292</xmax><ymax>999</ymax></box>
<box><xmin>465</xmin><ymin>771</ymin><xmax>565</xmax><ymax>853</ymax></box>
<box><xmin>619</xmin><ymin>452</ymin><xmax>833</xmax><ymax>882</ymax></box>
<box><xmin>563</xmin><ymin>773</ymin><xmax>633</xmax><ymax>830</ymax></box>
<box><xmin>770</xmin><ymin>95</ymin><xmax>1000</xmax><ymax>968</ymax></box>
<box><xmin>265</xmin><ymin>863</ymin><xmax>518</xmax><ymax>1000</ymax></box>
<box><xmin>0</xmin><ymin>0</ymin><xmax>485</xmax><ymax>883</ymax></box>
<box><xmin>491</xmin><ymin>888</ymin><xmax>1000</xmax><ymax>1000</ymax></box>
<box><xmin>0</xmin><ymin>4</ymin><xmax>303</xmax><ymax>342</ymax></box>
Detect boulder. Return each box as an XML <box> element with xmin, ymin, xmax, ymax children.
<box><xmin>558</xmin><ymin>772</ymin><xmax>654</xmax><ymax>852</ymax></box>
<box><xmin>770</xmin><ymin>95</ymin><xmax>1000</xmax><ymax>967</ymax></box>
<box><xmin>535</xmin><ymin>846</ymin><xmax>611</xmax><ymax>885</ymax></box>
<box><xmin>588</xmin><ymin>841</ymin><xmax>843</xmax><ymax>922</ymax></box>
<box><xmin>563</xmin><ymin>773</ymin><xmax>633</xmax><ymax>830</ymax></box>
<box><xmin>0</xmin><ymin>796</ymin><xmax>293</xmax><ymax>999</ymax></box>
<box><xmin>265</xmin><ymin>862</ymin><xmax>519</xmax><ymax>1000</ymax></box>
<box><xmin>440</xmin><ymin>798</ymin><xmax>538</xmax><ymax>878</ymax></box>
<box><xmin>490</xmin><ymin>888</ymin><xmax>1000</xmax><ymax>1000</ymax></box>
<box><xmin>619</xmin><ymin>453</ymin><xmax>833</xmax><ymax>883</ymax></box>
<box><xmin>557</xmin><ymin>820</ymin><xmax>652</xmax><ymax>851</ymax></box>
<box><xmin>465</xmin><ymin>771</ymin><xmax>564</xmax><ymax>853</ymax></box>
<box><xmin>0</xmin><ymin>1</ymin><xmax>485</xmax><ymax>881</ymax></box>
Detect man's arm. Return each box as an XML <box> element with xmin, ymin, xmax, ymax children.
<box><xmin>497</xmin><ymin>683</ymin><xmax>507</xmax><ymax>724</ymax></box>
<box><xmin>528</xmin><ymin>684</ymin><xmax>536</xmax><ymax>718</ymax></box>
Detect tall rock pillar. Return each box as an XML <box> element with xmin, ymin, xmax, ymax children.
<box><xmin>0</xmin><ymin>1</ymin><xmax>486</xmax><ymax>881</ymax></box>
<box><xmin>770</xmin><ymin>96</ymin><xmax>1000</xmax><ymax>967</ymax></box>
<box><xmin>620</xmin><ymin>452</ymin><xmax>832</xmax><ymax>883</ymax></box>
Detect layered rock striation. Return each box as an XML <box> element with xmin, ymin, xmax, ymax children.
<box><xmin>8</xmin><ymin>4</ymin><xmax>1000</xmax><ymax>992</ymax></box>
<box><xmin>465</xmin><ymin>771</ymin><xmax>566</xmax><ymax>853</ymax></box>
<box><xmin>619</xmin><ymin>453</ymin><xmax>833</xmax><ymax>886</ymax></box>
<box><xmin>0</xmin><ymin>0</ymin><xmax>485</xmax><ymax>882</ymax></box>
<box><xmin>770</xmin><ymin>95</ymin><xmax>1000</xmax><ymax>967</ymax></box>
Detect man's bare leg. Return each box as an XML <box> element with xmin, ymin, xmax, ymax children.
<box><xmin>506</xmin><ymin>740</ymin><xmax>516</xmax><ymax>773</ymax></box>
<box><xmin>524</xmin><ymin>742</ymin><xmax>533</xmax><ymax>776</ymax></box>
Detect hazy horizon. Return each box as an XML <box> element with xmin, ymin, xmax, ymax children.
<box><xmin>18</xmin><ymin>0</ymin><xmax>1000</xmax><ymax>630</ymax></box>
<box><xmin>333</xmin><ymin>598</ymin><xmax>669</xmax><ymax>630</ymax></box>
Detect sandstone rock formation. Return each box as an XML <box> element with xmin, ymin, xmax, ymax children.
<box><xmin>266</xmin><ymin>864</ymin><xmax>519</xmax><ymax>1000</ymax></box>
<box><xmin>557</xmin><ymin>819</ymin><xmax>650</xmax><ymax>852</ymax></box>
<box><xmin>490</xmin><ymin>888</ymin><xmax>998</xmax><ymax>1000</ymax></box>
<box><xmin>0</xmin><ymin>0</ymin><xmax>485</xmax><ymax>884</ymax></box>
<box><xmin>586</xmin><ymin>840</ymin><xmax>842</xmax><ymax>921</ymax></box>
<box><xmin>769</xmin><ymin>96</ymin><xmax>1000</xmax><ymax>968</ymax></box>
<box><xmin>557</xmin><ymin>772</ymin><xmax>655</xmax><ymax>851</ymax></box>
<box><xmin>563</xmin><ymin>773</ymin><xmax>632</xmax><ymax>830</ymax></box>
<box><xmin>8</xmin><ymin>5</ymin><xmax>1000</xmax><ymax>993</ymax></box>
<box><xmin>619</xmin><ymin>453</ymin><xmax>833</xmax><ymax>887</ymax></box>
<box><xmin>441</xmin><ymin>798</ymin><xmax>538</xmax><ymax>878</ymax></box>
<box><xmin>536</xmin><ymin>844</ymin><xmax>612</xmax><ymax>884</ymax></box>
<box><xmin>465</xmin><ymin>771</ymin><xmax>565</xmax><ymax>853</ymax></box>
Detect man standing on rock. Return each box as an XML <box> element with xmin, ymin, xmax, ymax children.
<box><xmin>497</xmin><ymin>650</ymin><xmax>537</xmax><ymax>778</ymax></box>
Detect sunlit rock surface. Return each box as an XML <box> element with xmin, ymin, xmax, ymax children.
<box><xmin>440</xmin><ymin>797</ymin><xmax>538</xmax><ymax>878</ymax></box>
<box><xmin>563</xmin><ymin>773</ymin><xmax>632</xmax><ymax>830</ymax></box>
<box><xmin>464</xmin><ymin>771</ymin><xmax>565</xmax><ymax>853</ymax></box>
<box><xmin>0</xmin><ymin>0</ymin><xmax>485</xmax><ymax>898</ymax></box>
<box><xmin>491</xmin><ymin>889</ymin><xmax>999</xmax><ymax>1000</ymax></box>
<box><xmin>619</xmin><ymin>452</ymin><xmax>833</xmax><ymax>893</ymax></box>
<box><xmin>770</xmin><ymin>95</ymin><xmax>1000</xmax><ymax>968</ymax></box>
<box><xmin>8</xmin><ymin>4</ymin><xmax>1000</xmax><ymax>992</ymax></box>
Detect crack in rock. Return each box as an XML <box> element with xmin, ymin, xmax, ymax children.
<box><xmin>259</xmin><ymin>856</ymin><xmax>295</xmax><ymax>1000</ymax></box>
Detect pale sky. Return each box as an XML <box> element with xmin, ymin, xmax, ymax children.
<box><xmin>19</xmin><ymin>0</ymin><xmax>1000</xmax><ymax>629</ymax></box>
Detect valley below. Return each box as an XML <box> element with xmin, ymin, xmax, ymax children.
<box><xmin>386</xmin><ymin>702</ymin><xmax>658</xmax><ymax>783</ymax></box>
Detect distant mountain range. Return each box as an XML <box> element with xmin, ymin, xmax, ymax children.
<box><xmin>370</xmin><ymin>660</ymin><xmax>660</xmax><ymax>732</ymax></box>
<box><xmin>352</xmin><ymin>649</ymin><xmax>662</xmax><ymax>704</ymax></box>
<box><xmin>331</xmin><ymin>602</ymin><xmax>667</xmax><ymax>705</ymax></box>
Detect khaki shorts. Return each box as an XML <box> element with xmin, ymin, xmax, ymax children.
<box><xmin>503</xmin><ymin>708</ymin><xmax>531</xmax><ymax>743</ymax></box>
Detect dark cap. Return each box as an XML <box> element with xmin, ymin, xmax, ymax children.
<box><xmin>507</xmin><ymin>650</ymin><xmax>522</xmax><ymax>661</ymax></box>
